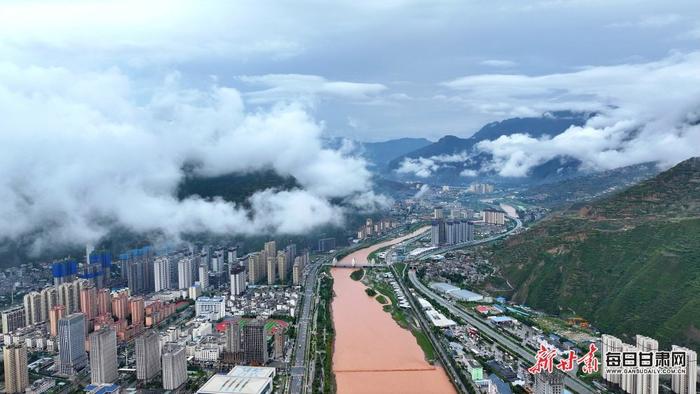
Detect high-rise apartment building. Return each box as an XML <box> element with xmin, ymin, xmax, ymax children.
<box><xmin>198</xmin><ymin>263</ymin><xmax>209</xmax><ymax>289</ymax></box>
<box><xmin>23</xmin><ymin>291</ymin><xmax>42</xmax><ymax>326</ymax></box>
<box><xmin>2</xmin><ymin>306</ymin><xmax>26</xmax><ymax>333</ymax></box>
<box><xmin>49</xmin><ymin>305</ymin><xmax>66</xmax><ymax>337</ymax></box>
<box><xmin>126</xmin><ymin>257</ymin><xmax>154</xmax><ymax>295</ymax></box>
<box><xmin>80</xmin><ymin>285</ymin><xmax>98</xmax><ymax>321</ymax></box>
<box><xmin>178</xmin><ymin>257</ymin><xmax>194</xmax><ymax>289</ymax></box>
<box><xmin>52</xmin><ymin>259</ymin><xmax>78</xmax><ymax>286</ymax></box>
<box><xmin>3</xmin><ymin>343</ymin><xmax>29</xmax><ymax>394</ymax></box>
<box><xmin>247</xmin><ymin>253</ymin><xmax>266</xmax><ymax>285</ymax></box>
<box><xmin>285</xmin><ymin>243</ymin><xmax>297</xmax><ymax>262</ymax></box>
<box><xmin>227</xmin><ymin>247</ymin><xmax>238</xmax><ymax>264</ymax></box>
<box><xmin>40</xmin><ymin>286</ymin><xmax>58</xmax><ymax>323</ymax></box>
<box><xmin>317</xmin><ymin>237</ymin><xmax>336</xmax><ymax>252</ymax></box>
<box><xmin>266</xmin><ymin>256</ymin><xmax>277</xmax><ymax>285</ymax></box>
<box><xmin>89</xmin><ymin>327</ymin><xmax>118</xmax><ymax>384</ymax></box>
<box><xmin>274</xmin><ymin>330</ymin><xmax>285</xmax><ymax>360</ymax></box>
<box><xmin>264</xmin><ymin>241</ymin><xmax>276</xmax><ymax>259</ymax></box>
<box><xmin>225</xmin><ymin>321</ymin><xmax>241</xmax><ymax>353</ymax></box>
<box><xmin>602</xmin><ymin>334</ymin><xmax>624</xmax><ymax>387</ymax></box>
<box><xmin>111</xmin><ymin>290</ymin><xmax>129</xmax><ymax>321</ymax></box>
<box><xmin>483</xmin><ymin>208</ymin><xmax>506</xmax><ymax>225</ymax></box>
<box><xmin>430</xmin><ymin>220</ymin><xmax>446</xmax><ymax>246</ymax></box>
<box><xmin>243</xmin><ymin>319</ymin><xmax>267</xmax><ymax>365</ymax></box>
<box><xmin>636</xmin><ymin>335</ymin><xmax>659</xmax><ymax>394</ymax></box>
<box><xmin>153</xmin><ymin>256</ymin><xmax>171</xmax><ymax>292</ymax></box>
<box><xmin>230</xmin><ymin>266</ymin><xmax>246</xmax><ymax>296</ymax></box>
<box><xmin>162</xmin><ymin>344</ymin><xmax>187</xmax><ymax>390</ymax></box>
<box><xmin>277</xmin><ymin>252</ymin><xmax>288</xmax><ymax>284</ymax></box>
<box><xmin>135</xmin><ymin>330</ymin><xmax>161</xmax><ymax>381</ymax></box>
<box><xmin>97</xmin><ymin>288</ymin><xmax>111</xmax><ymax>316</ymax></box>
<box><xmin>57</xmin><ymin>281</ymin><xmax>78</xmax><ymax>314</ymax></box>
<box><xmin>671</xmin><ymin>345</ymin><xmax>697</xmax><ymax>394</ymax></box>
<box><xmin>292</xmin><ymin>258</ymin><xmax>302</xmax><ymax>286</ymax></box>
<box><xmin>57</xmin><ymin>313</ymin><xmax>88</xmax><ymax>375</ymax></box>
<box><xmin>130</xmin><ymin>297</ymin><xmax>145</xmax><ymax>327</ymax></box>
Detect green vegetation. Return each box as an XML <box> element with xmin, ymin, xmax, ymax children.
<box><xmin>491</xmin><ymin>158</ymin><xmax>700</xmax><ymax>349</ymax></box>
<box><xmin>186</xmin><ymin>368</ymin><xmax>209</xmax><ymax>391</ymax></box>
<box><xmin>371</xmin><ymin>280</ymin><xmax>399</xmax><ymax>305</ymax></box>
<box><xmin>364</xmin><ymin>288</ymin><xmax>376</xmax><ymax>297</ymax></box>
<box><xmin>394</xmin><ymin>262</ymin><xmax>407</xmax><ymax>279</ymax></box>
<box><xmin>178</xmin><ymin>170</ymin><xmax>297</xmax><ymax>205</ymax></box>
<box><xmin>311</xmin><ymin>271</ymin><xmax>336</xmax><ymax>394</ymax></box>
<box><xmin>376</xmin><ymin>295</ymin><xmax>388</xmax><ymax>304</ymax></box>
<box><xmin>411</xmin><ymin>329</ymin><xmax>436</xmax><ymax>361</ymax></box>
<box><xmin>517</xmin><ymin>162</ymin><xmax>659</xmax><ymax>208</ymax></box>
<box><xmin>349</xmin><ymin>269</ymin><xmax>364</xmax><ymax>281</ymax></box>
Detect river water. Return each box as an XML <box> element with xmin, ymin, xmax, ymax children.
<box><xmin>330</xmin><ymin>227</ymin><xmax>457</xmax><ymax>394</ymax></box>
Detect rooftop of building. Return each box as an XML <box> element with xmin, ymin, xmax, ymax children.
<box><xmin>429</xmin><ymin>282</ymin><xmax>460</xmax><ymax>293</ymax></box>
<box><xmin>84</xmin><ymin>384</ymin><xmax>120</xmax><ymax>394</ymax></box>
<box><xmin>448</xmin><ymin>289</ymin><xmax>483</xmax><ymax>301</ymax></box>
<box><xmin>196</xmin><ymin>296</ymin><xmax>225</xmax><ymax>302</ymax></box>
<box><xmin>196</xmin><ymin>366</ymin><xmax>275</xmax><ymax>394</ymax></box>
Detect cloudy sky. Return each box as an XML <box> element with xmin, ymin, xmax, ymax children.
<box><xmin>3</xmin><ymin>0</ymin><xmax>700</xmax><ymax>140</ymax></box>
<box><xmin>1</xmin><ymin>0</ymin><xmax>699</xmax><ymax>249</ymax></box>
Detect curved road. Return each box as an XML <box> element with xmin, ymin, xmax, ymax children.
<box><xmin>408</xmin><ymin>223</ymin><xmax>597</xmax><ymax>394</ymax></box>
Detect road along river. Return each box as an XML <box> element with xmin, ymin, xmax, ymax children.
<box><xmin>331</xmin><ymin>227</ymin><xmax>457</xmax><ymax>394</ymax></box>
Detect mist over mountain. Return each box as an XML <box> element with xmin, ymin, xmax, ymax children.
<box><xmin>361</xmin><ymin>138</ymin><xmax>433</xmax><ymax>168</ymax></box>
<box><xmin>387</xmin><ymin>111</ymin><xmax>592</xmax><ymax>184</ymax></box>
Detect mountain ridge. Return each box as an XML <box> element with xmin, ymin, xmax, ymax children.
<box><xmin>490</xmin><ymin>157</ymin><xmax>700</xmax><ymax>349</ymax></box>
<box><xmin>385</xmin><ymin>111</ymin><xmax>592</xmax><ymax>184</ymax></box>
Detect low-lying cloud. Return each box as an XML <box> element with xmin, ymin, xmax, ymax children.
<box><xmin>0</xmin><ymin>63</ymin><xmax>385</xmax><ymax>252</ymax></box>
<box><xmin>439</xmin><ymin>52</ymin><xmax>700</xmax><ymax>176</ymax></box>
<box><xmin>396</xmin><ymin>152</ymin><xmax>473</xmax><ymax>178</ymax></box>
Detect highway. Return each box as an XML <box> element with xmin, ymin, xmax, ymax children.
<box><xmin>389</xmin><ymin>264</ymin><xmax>472</xmax><ymax>394</ymax></box>
<box><xmin>407</xmin><ymin>270</ymin><xmax>596</xmax><ymax>394</ymax></box>
<box><xmin>288</xmin><ymin>224</ymin><xmax>429</xmax><ymax>394</ymax></box>
<box><xmin>289</xmin><ymin>257</ymin><xmax>324</xmax><ymax>394</ymax></box>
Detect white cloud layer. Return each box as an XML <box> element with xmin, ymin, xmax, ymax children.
<box><xmin>443</xmin><ymin>52</ymin><xmax>700</xmax><ymax>176</ymax></box>
<box><xmin>480</xmin><ymin>59</ymin><xmax>517</xmax><ymax>68</ymax></box>
<box><xmin>0</xmin><ymin>63</ymin><xmax>383</xmax><ymax>251</ymax></box>
<box><xmin>239</xmin><ymin>74</ymin><xmax>387</xmax><ymax>105</ymax></box>
<box><xmin>396</xmin><ymin>152</ymin><xmax>473</xmax><ymax>178</ymax></box>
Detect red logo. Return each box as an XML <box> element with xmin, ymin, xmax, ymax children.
<box><xmin>529</xmin><ymin>343</ymin><xmax>599</xmax><ymax>374</ymax></box>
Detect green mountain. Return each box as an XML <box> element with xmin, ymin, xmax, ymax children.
<box><xmin>491</xmin><ymin>157</ymin><xmax>700</xmax><ymax>350</ymax></box>
<box><xmin>520</xmin><ymin>162</ymin><xmax>661</xmax><ymax>208</ymax></box>
<box><xmin>177</xmin><ymin>170</ymin><xmax>298</xmax><ymax>205</ymax></box>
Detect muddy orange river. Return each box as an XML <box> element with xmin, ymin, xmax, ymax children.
<box><xmin>331</xmin><ymin>227</ymin><xmax>457</xmax><ymax>394</ymax></box>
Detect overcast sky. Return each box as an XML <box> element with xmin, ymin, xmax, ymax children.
<box><xmin>2</xmin><ymin>0</ymin><xmax>699</xmax><ymax>141</ymax></box>
<box><xmin>1</xmin><ymin>0</ymin><xmax>699</xmax><ymax>250</ymax></box>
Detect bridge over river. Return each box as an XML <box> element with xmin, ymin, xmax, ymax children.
<box><xmin>330</xmin><ymin>226</ymin><xmax>457</xmax><ymax>394</ymax></box>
